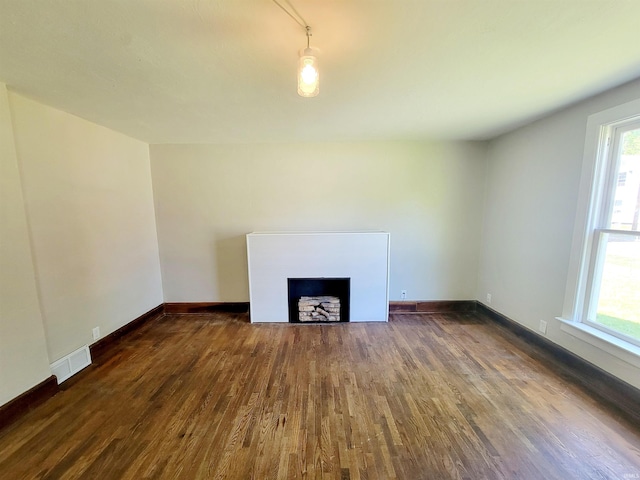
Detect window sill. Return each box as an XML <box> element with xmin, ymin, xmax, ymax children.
<box><xmin>557</xmin><ymin>317</ymin><xmax>640</xmax><ymax>369</ymax></box>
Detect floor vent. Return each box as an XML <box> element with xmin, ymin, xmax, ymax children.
<box><xmin>50</xmin><ymin>345</ymin><xmax>91</xmax><ymax>384</ymax></box>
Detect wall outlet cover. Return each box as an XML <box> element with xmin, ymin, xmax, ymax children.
<box><xmin>539</xmin><ymin>320</ymin><xmax>548</xmax><ymax>334</ymax></box>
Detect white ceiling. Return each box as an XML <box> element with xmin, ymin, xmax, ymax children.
<box><xmin>1</xmin><ymin>0</ymin><xmax>640</xmax><ymax>144</ymax></box>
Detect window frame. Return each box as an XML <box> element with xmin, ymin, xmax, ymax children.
<box><xmin>559</xmin><ymin>98</ymin><xmax>640</xmax><ymax>364</ymax></box>
<box><xmin>582</xmin><ymin>120</ymin><xmax>640</xmax><ymax>347</ymax></box>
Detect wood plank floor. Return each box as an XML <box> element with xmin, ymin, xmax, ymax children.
<box><xmin>1</xmin><ymin>312</ymin><xmax>639</xmax><ymax>479</ymax></box>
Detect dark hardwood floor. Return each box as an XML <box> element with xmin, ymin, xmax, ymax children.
<box><xmin>0</xmin><ymin>312</ymin><xmax>639</xmax><ymax>479</ymax></box>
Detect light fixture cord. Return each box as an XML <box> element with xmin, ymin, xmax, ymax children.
<box><xmin>273</xmin><ymin>0</ymin><xmax>310</xmax><ymax>34</ymax></box>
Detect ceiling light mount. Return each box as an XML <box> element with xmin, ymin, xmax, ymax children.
<box><xmin>273</xmin><ymin>0</ymin><xmax>319</xmax><ymax>98</ymax></box>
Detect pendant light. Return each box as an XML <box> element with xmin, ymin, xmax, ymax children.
<box><xmin>298</xmin><ymin>26</ymin><xmax>319</xmax><ymax>97</ymax></box>
<box><xmin>273</xmin><ymin>0</ymin><xmax>319</xmax><ymax>98</ymax></box>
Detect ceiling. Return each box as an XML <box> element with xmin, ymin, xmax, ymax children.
<box><xmin>1</xmin><ymin>0</ymin><xmax>640</xmax><ymax>144</ymax></box>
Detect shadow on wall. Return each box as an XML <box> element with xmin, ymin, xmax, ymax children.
<box><xmin>212</xmin><ymin>234</ymin><xmax>250</xmax><ymax>301</ymax></box>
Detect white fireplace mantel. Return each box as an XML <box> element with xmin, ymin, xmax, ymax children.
<box><xmin>246</xmin><ymin>231</ymin><xmax>390</xmax><ymax>323</ymax></box>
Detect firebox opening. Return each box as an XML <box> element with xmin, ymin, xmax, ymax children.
<box><xmin>287</xmin><ymin>278</ymin><xmax>350</xmax><ymax>323</ymax></box>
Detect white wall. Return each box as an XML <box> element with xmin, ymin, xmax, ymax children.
<box><xmin>0</xmin><ymin>83</ymin><xmax>51</xmax><ymax>405</ymax></box>
<box><xmin>150</xmin><ymin>141</ymin><xmax>487</xmax><ymax>303</ymax></box>
<box><xmin>9</xmin><ymin>93</ymin><xmax>164</xmax><ymax>363</ymax></box>
<box><xmin>478</xmin><ymin>78</ymin><xmax>640</xmax><ymax>389</ymax></box>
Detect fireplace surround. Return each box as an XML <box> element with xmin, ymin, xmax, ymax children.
<box><xmin>246</xmin><ymin>232</ymin><xmax>389</xmax><ymax>323</ymax></box>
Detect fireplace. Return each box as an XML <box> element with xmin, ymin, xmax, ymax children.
<box><xmin>288</xmin><ymin>278</ymin><xmax>350</xmax><ymax>323</ymax></box>
<box><xmin>246</xmin><ymin>232</ymin><xmax>389</xmax><ymax>323</ymax></box>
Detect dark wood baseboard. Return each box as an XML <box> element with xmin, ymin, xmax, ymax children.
<box><xmin>476</xmin><ymin>301</ymin><xmax>640</xmax><ymax>427</ymax></box>
<box><xmin>89</xmin><ymin>304</ymin><xmax>164</xmax><ymax>362</ymax></box>
<box><xmin>389</xmin><ymin>300</ymin><xmax>477</xmax><ymax>313</ymax></box>
<box><xmin>0</xmin><ymin>375</ymin><xmax>58</xmax><ymax>430</ymax></box>
<box><xmin>164</xmin><ymin>302</ymin><xmax>250</xmax><ymax>314</ymax></box>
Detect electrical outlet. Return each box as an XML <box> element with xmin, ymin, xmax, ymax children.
<box><xmin>401</xmin><ymin>290</ymin><xmax>407</xmax><ymax>300</ymax></box>
<box><xmin>539</xmin><ymin>320</ymin><xmax>548</xmax><ymax>335</ymax></box>
<box><xmin>92</xmin><ymin>326</ymin><xmax>100</xmax><ymax>341</ymax></box>
<box><xmin>486</xmin><ymin>293</ymin><xmax>492</xmax><ymax>304</ymax></box>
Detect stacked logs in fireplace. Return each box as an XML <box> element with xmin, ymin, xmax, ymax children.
<box><xmin>298</xmin><ymin>296</ymin><xmax>340</xmax><ymax>322</ymax></box>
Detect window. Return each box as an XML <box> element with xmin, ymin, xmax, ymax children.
<box><xmin>580</xmin><ymin>120</ymin><xmax>640</xmax><ymax>346</ymax></box>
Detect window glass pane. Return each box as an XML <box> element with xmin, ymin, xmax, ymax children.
<box><xmin>594</xmin><ymin>232</ymin><xmax>640</xmax><ymax>342</ymax></box>
<box><xmin>610</xmin><ymin>128</ymin><xmax>640</xmax><ymax>230</ymax></box>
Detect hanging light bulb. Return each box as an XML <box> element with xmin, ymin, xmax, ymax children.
<box><xmin>298</xmin><ymin>48</ymin><xmax>319</xmax><ymax>97</ymax></box>
<box><xmin>297</xmin><ymin>27</ymin><xmax>319</xmax><ymax>97</ymax></box>
<box><xmin>272</xmin><ymin>1</ymin><xmax>320</xmax><ymax>97</ymax></box>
